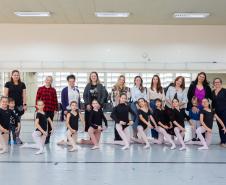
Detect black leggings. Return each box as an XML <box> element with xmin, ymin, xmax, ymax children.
<box><xmin>45</xmin><ymin>111</ymin><xmax>54</xmax><ymax>142</ymax></box>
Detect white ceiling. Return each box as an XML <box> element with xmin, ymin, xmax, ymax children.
<box><xmin>0</xmin><ymin>0</ymin><xmax>226</xmax><ymax>24</ymax></box>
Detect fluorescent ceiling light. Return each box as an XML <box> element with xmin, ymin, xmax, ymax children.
<box><xmin>14</xmin><ymin>12</ymin><xmax>50</xmax><ymax>17</ymax></box>
<box><xmin>95</xmin><ymin>12</ymin><xmax>130</xmax><ymax>18</ymax></box>
<box><xmin>173</xmin><ymin>13</ymin><xmax>210</xmax><ymax>18</ymax></box>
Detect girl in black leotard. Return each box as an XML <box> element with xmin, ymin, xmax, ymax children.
<box><xmin>194</xmin><ymin>98</ymin><xmax>226</xmax><ymax>150</ymax></box>
<box><xmin>57</xmin><ymin>101</ymin><xmax>85</xmax><ymax>152</ymax></box>
<box><xmin>152</xmin><ymin>99</ymin><xmax>176</xmax><ymax>150</ymax></box>
<box><xmin>133</xmin><ymin>98</ymin><xmax>157</xmax><ymax>149</ymax></box>
<box><xmin>88</xmin><ymin>99</ymin><xmax>108</xmax><ymax>150</ymax></box>
<box><xmin>110</xmin><ymin>93</ymin><xmax>134</xmax><ymax>150</ymax></box>
<box><xmin>20</xmin><ymin>100</ymin><xmax>54</xmax><ymax>155</ymax></box>
<box><xmin>170</xmin><ymin>98</ymin><xmax>194</xmax><ymax>151</ymax></box>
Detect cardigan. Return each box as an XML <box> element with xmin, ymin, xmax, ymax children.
<box><xmin>61</xmin><ymin>86</ymin><xmax>80</xmax><ymax>111</ymax></box>
<box><xmin>187</xmin><ymin>81</ymin><xmax>212</xmax><ymax>111</ymax></box>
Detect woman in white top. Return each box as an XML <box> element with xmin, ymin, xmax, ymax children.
<box><xmin>130</xmin><ymin>76</ymin><xmax>148</xmax><ymax>137</ymax></box>
<box><xmin>148</xmin><ymin>75</ymin><xmax>165</xmax><ymax>139</ymax></box>
<box><xmin>166</xmin><ymin>76</ymin><xmax>187</xmax><ymax>109</ymax></box>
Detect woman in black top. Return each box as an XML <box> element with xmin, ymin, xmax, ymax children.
<box><xmin>57</xmin><ymin>101</ymin><xmax>85</xmax><ymax>152</ymax></box>
<box><xmin>4</xmin><ymin>70</ymin><xmax>27</xmax><ymax>144</ymax></box>
<box><xmin>170</xmin><ymin>98</ymin><xmax>194</xmax><ymax>151</ymax></box>
<box><xmin>152</xmin><ymin>99</ymin><xmax>176</xmax><ymax>150</ymax></box>
<box><xmin>110</xmin><ymin>93</ymin><xmax>134</xmax><ymax>150</ymax></box>
<box><xmin>88</xmin><ymin>99</ymin><xmax>108</xmax><ymax>150</ymax></box>
<box><xmin>21</xmin><ymin>100</ymin><xmax>54</xmax><ymax>155</ymax></box>
<box><xmin>0</xmin><ymin>96</ymin><xmax>19</xmax><ymax>154</ymax></box>
<box><xmin>83</xmin><ymin>72</ymin><xmax>108</xmax><ymax>132</ymax></box>
<box><xmin>195</xmin><ymin>98</ymin><xmax>226</xmax><ymax>150</ymax></box>
<box><xmin>187</xmin><ymin>72</ymin><xmax>212</xmax><ymax>111</ymax></box>
<box><xmin>212</xmin><ymin>78</ymin><xmax>226</xmax><ymax>147</ymax></box>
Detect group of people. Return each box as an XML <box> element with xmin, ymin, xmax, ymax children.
<box><xmin>0</xmin><ymin>70</ymin><xmax>226</xmax><ymax>154</ymax></box>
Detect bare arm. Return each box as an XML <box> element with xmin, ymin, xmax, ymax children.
<box><xmin>200</xmin><ymin>114</ymin><xmax>212</xmax><ymax>132</ymax></box>
<box><xmin>0</xmin><ymin>124</ymin><xmax>9</xmax><ymax>133</ymax></box>
<box><xmin>4</xmin><ymin>87</ymin><xmax>9</xmax><ymax>97</ymax></box>
<box><xmin>215</xmin><ymin>114</ymin><xmax>226</xmax><ymax>133</ymax></box>
<box><xmin>139</xmin><ymin>115</ymin><xmax>153</xmax><ymax>128</ymax></box>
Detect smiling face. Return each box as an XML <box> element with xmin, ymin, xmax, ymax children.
<box><xmin>118</xmin><ymin>76</ymin><xmax>125</xmax><ymax>86</ymax></box>
<box><xmin>138</xmin><ymin>98</ymin><xmax>146</xmax><ymax>108</ymax></box>
<box><xmin>37</xmin><ymin>101</ymin><xmax>45</xmax><ymax>111</ymax></box>
<box><xmin>119</xmin><ymin>94</ymin><xmax>127</xmax><ymax>104</ymax></box>
<box><xmin>202</xmin><ymin>98</ymin><xmax>209</xmax><ymax>108</ymax></box>
<box><xmin>8</xmin><ymin>101</ymin><xmax>15</xmax><ymax>109</ymax></box>
<box><xmin>92</xmin><ymin>100</ymin><xmax>99</xmax><ymax>109</ymax></box>
<box><xmin>68</xmin><ymin>78</ymin><xmax>75</xmax><ymax>87</ymax></box>
<box><xmin>45</xmin><ymin>76</ymin><xmax>53</xmax><ymax>87</ymax></box>
<box><xmin>198</xmin><ymin>73</ymin><xmax>206</xmax><ymax>84</ymax></box>
<box><xmin>172</xmin><ymin>99</ymin><xmax>179</xmax><ymax>108</ymax></box>
<box><xmin>155</xmin><ymin>100</ymin><xmax>162</xmax><ymax>108</ymax></box>
<box><xmin>175</xmin><ymin>78</ymin><xmax>183</xmax><ymax>88</ymax></box>
<box><xmin>70</xmin><ymin>102</ymin><xmax>77</xmax><ymax>111</ymax></box>
<box><xmin>214</xmin><ymin>78</ymin><xmax>222</xmax><ymax>89</ymax></box>
<box><xmin>152</xmin><ymin>76</ymin><xmax>159</xmax><ymax>86</ymax></box>
<box><xmin>134</xmin><ymin>77</ymin><xmax>142</xmax><ymax>87</ymax></box>
<box><xmin>90</xmin><ymin>73</ymin><xmax>98</xmax><ymax>83</ymax></box>
<box><xmin>11</xmin><ymin>71</ymin><xmax>20</xmax><ymax>82</ymax></box>
<box><xmin>0</xmin><ymin>98</ymin><xmax>8</xmax><ymax>109</ymax></box>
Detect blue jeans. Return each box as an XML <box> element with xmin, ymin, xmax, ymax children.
<box><xmin>130</xmin><ymin>102</ymin><xmax>139</xmax><ymax>133</ymax></box>
<box><xmin>150</xmin><ymin>100</ymin><xmax>158</xmax><ymax>139</ymax></box>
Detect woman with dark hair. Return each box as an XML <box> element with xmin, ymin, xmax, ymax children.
<box><xmin>130</xmin><ymin>76</ymin><xmax>148</xmax><ymax>137</ymax></box>
<box><xmin>61</xmin><ymin>74</ymin><xmax>81</xmax><ymax>115</ymax></box>
<box><xmin>212</xmin><ymin>78</ymin><xmax>226</xmax><ymax>147</ymax></box>
<box><xmin>4</xmin><ymin>70</ymin><xmax>27</xmax><ymax>144</ymax></box>
<box><xmin>187</xmin><ymin>72</ymin><xmax>212</xmax><ymax>111</ymax></box>
<box><xmin>83</xmin><ymin>72</ymin><xmax>108</xmax><ymax>132</ymax></box>
<box><xmin>166</xmin><ymin>76</ymin><xmax>187</xmax><ymax>109</ymax></box>
<box><xmin>148</xmin><ymin>75</ymin><xmax>165</xmax><ymax>139</ymax></box>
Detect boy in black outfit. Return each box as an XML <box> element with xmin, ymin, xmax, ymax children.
<box><xmin>8</xmin><ymin>98</ymin><xmax>21</xmax><ymax>145</ymax></box>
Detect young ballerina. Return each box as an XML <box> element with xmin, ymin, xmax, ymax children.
<box><xmin>110</xmin><ymin>93</ymin><xmax>134</xmax><ymax>150</ymax></box>
<box><xmin>152</xmin><ymin>99</ymin><xmax>176</xmax><ymax>150</ymax></box>
<box><xmin>188</xmin><ymin>96</ymin><xmax>202</xmax><ymax>141</ymax></box>
<box><xmin>88</xmin><ymin>99</ymin><xmax>108</xmax><ymax>150</ymax></box>
<box><xmin>195</xmin><ymin>98</ymin><xmax>226</xmax><ymax>150</ymax></box>
<box><xmin>170</xmin><ymin>98</ymin><xmax>194</xmax><ymax>151</ymax></box>
<box><xmin>133</xmin><ymin>98</ymin><xmax>156</xmax><ymax>149</ymax></box>
<box><xmin>21</xmin><ymin>100</ymin><xmax>54</xmax><ymax>154</ymax></box>
<box><xmin>57</xmin><ymin>101</ymin><xmax>85</xmax><ymax>151</ymax></box>
<box><xmin>0</xmin><ymin>96</ymin><xmax>19</xmax><ymax>154</ymax></box>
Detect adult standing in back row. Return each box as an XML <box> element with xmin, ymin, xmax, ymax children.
<box><xmin>35</xmin><ymin>76</ymin><xmax>58</xmax><ymax>144</ymax></box>
<box><xmin>212</xmin><ymin>78</ymin><xmax>226</xmax><ymax>148</ymax></box>
<box><xmin>187</xmin><ymin>72</ymin><xmax>212</xmax><ymax>111</ymax></box>
<box><xmin>83</xmin><ymin>71</ymin><xmax>108</xmax><ymax>132</ymax></box>
<box><xmin>4</xmin><ymin>70</ymin><xmax>27</xmax><ymax>144</ymax></box>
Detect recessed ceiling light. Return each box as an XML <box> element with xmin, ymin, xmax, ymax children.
<box><xmin>14</xmin><ymin>12</ymin><xmax>51</xmax><ymax>17</ymax></box>
<box><xmin>95</xmin><ymin>12</ymin><xmax>130</xmax><ymax>18</ymax></box>
<box><xmin>173</xmin><ymin>13</ymin><xmax>210</xmax><ymax>19</ymax></box>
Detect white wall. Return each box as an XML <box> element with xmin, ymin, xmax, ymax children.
<box><xmin>0</xmin><ymin>24</ymin><xmax>226</xmax><ymax>72</ymax></box>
